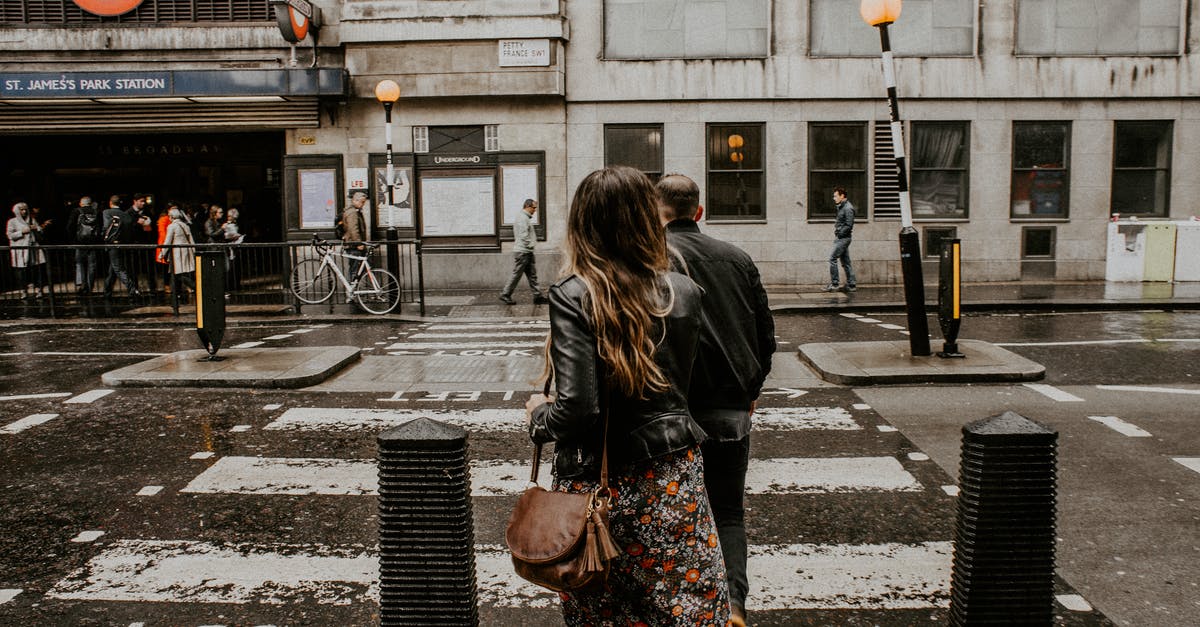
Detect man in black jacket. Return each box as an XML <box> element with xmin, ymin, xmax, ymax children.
<box><xmin>656</xmin><ymin>173</ymin><xmax>775</xmax><ymax>626</ymax></box>
<box><xmin>102</xmin><ymin>195</ymin><xmax>139</xmax><ymax>297</ymax></box>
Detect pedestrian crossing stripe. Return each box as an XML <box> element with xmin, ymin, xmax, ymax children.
<box><xmin>384</xmin><ymin>341</ymin><xmax>546</xmax><ymax>350</ymax></box>
<box><xmin>424</xmin><ymin>323</ymin><xmax>549</xmax><ymax>331</ymax></box>
<box><xmin>408</xmin><ymin>332</ymin><xmax>550</xmax><ymax>339</ymax></box>
<box><xmin>47</xmin><ymin>539</ymin><xmax>953</xmax><ymax>610</ymax></box>
<box><xmin>179</xmin><ymin>456</ymin><xmax>921</xmax><ymax>496</ymax></box>
<box><xmin>263</xmin><ymin>406</ymin><xmax>861</xmax><ymax>433</ymax></box>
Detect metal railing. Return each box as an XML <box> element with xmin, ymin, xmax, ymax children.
<box><xmin>0</xmin><ymin>239</ymin><xmax>424</xmax><ymax>319</ymax></box>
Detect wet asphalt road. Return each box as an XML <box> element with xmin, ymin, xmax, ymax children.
<box><xmin>2</xmin><ymin>310</ymin><xmax>1196</xmax><ymax>625</ymax></box>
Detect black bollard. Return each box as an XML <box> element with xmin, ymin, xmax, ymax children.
<box><xmin>195</xmin><ymin>250</ymin><xmax>226</xmax><ymax>361</ymax></box>
<box><xmin>950</xmin><ymin>411</ymin><xmax>1057</xmax><ymax>626</ymax></box>
<box><xmin>377</xmin><ymin>418</ymin><xmax>478</xmax><ymax>626</ymax></box>
<box><xmin>937</xmin><ymin>239</ymin><xmax>965</xmax><ymax>358</ymax></box>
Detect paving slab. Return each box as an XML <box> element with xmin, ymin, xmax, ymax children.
<box><xmin>798</xmin><ymin>339</ymin><xmax>1045</xmax><ymax>385</ymax></box>
<box><xmin>100</xmin><ymin>346</ymin><xmax>360</xmax><ymax>388</ymax></box>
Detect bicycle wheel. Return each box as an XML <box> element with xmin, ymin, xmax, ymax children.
<box><xmin>291</xmin><ymin>259</ymin><xmax>336</xmax><ymax>304</ymax></box>
<box><xmin>354</xmin><ymin>268</ymin><xmax>400</xmax><ymax>314</ymax></box>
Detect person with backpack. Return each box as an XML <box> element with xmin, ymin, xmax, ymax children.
<box><xmin>102</xmin><ymin>195</ymin><xmax>139</xmax><ymax>298</ymax></box>
<box><xmin>66</xmin><ymin>196</ymin><xmax>101</xmax><ymax>293</ymax></box>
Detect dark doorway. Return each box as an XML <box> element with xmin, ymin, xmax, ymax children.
<box><xmin>0</xmin><ymin>131</ymin><xmax>284</xmax><ymax>243</ymax></box>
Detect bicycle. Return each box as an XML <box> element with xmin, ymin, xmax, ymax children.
<box><xmin>290</xmin><ymin>235</ymin><xmax>400</xmax><ymax>314</ymax></box>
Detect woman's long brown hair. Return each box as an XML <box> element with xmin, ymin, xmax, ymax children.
<box><xmin>548</xmin><ymin>166</ymin><xmax>673</xmax><ymax>399</ymax></box>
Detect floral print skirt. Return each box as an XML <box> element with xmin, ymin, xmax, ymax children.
<box><xmin>553</xmin><ymin>446</ymin><xmax>731</xmax><ymax>627</ymax></box>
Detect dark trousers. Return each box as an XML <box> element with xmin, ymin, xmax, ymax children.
<box><xmin>104</xmin><ymin>248</ymin><xmax>136</xmax><ymax>295</ymax></box>
<box><xmin>828</xmin><ymin>236</ymin><xmax>856</xmax><ymax>287</ymax></box>
<box><xmin>701</xmin><ymin>434</ymin><xmax>751</xmax><ymax>610</ymax></box>
<box><xmin>500</xmin><ymin>251</ymin><xmax>541</xmax><ymax>298</ymax></box>
<box><xmin>75</xmin><ymin>248</ymin><xmax>98</xmax><ymax>291</ymax></box>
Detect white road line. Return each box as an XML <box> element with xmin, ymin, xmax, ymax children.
<box><xmin>6</xmin><ymin>329</ymin><xmax>44</xmax><ymax>335</ymax></box>
<box><xmin>64</xmin><ymin>389</ymin><xmax>115</xmax><ymax>404</ymax></box>
<box><xmin>182</xmin><ymin>456</ymin><xmax>920</xmax><ymax>496</ymax></box>
<box><xmin>878</xmin><ymin>324</ymin><xmax>906</xmax><ymax>330</ymax></box>
<box><xmin>230</xmin><ymin>425</ymin><xmax>252</xmax><ymax>433</ymax></box>
<box><xmin>1171</xmin><ymin>458</ymin><xmax>1200</xmax><ymax>475</ymax></box>
<box><xmin>840</xmin><ymin>313</ymin><xmax>862</xmax><ymax>319</ymax></box>
<box><xmin>853</xmin><ymin>403</ymin><xmax>871</xmax><ymax>410</ymax></box>
<box><xmin>1087</xmin><ymin>416</ymin><xmax>1152</xmax><ymax>438</ymax></box>
<box><xmin>289</xmin><ymin>328</ymin><xmax>315</xmax><ymax>334</ymax></box>
<box><xmin>383</xmin><ymin>341</ymin><xmax>546</xmax><ymax>350</ymax></box>
<box><xmin>995</xmin><ymin>339</ymin><xmax>1200</xmax><ymax>347</ymax></box>
<box><xmin>1</xmin><ymin>413</ymin><xmax>60</xmax><ymax>434</ymax></box>
<box><xmin>1056</xmin><ymin>594</ymin><xmax>1094</xmax><ymax>612</ymax></box>
<box><xmin>190</xmin><ymin>452</ymin><xmax>215</xmax><ymax>460</ymax></box>
<box><xmin>856</xmin><ymin>318</ymin><xmax>882</xmax><ymax>324</ymax></box>
<box><xmin>0</xmin><ymin>392</ymin><xmax>72</xmax><ymax>402</ymax></box>
<box><xmin>46</xmin><ymin>540</ymin><xmax>377</xmax><ymax>605</ymax></box>
<box><xmin>907</xmin><ymin>452</ymin><xmax>930</xmax><ymax>461</ymax></box>
<box><xmin>265</xmin><ymin>407</ymin><xmax>860</xmax><ymax>434</ymax></box>
<box><xmin>1023</xmin><ymin>383</ymin><xmax>1085</xmax><ymax>402</ymax></box>
<box><xmin>136</xmin><ymin>486</ymin><xmax>164</xmax><ymax>497</ymax></box>
<box><xmin>231</xmin><ymin>342</ymin><xmax>264</xmax><ymax>349</ymax></box>
<box><xmin>263</xmin><ymin>404</ymin><xmax>283</xmax><ymax>411</ymax></box>
<box><xmin>0</xmin><ymin>352</ymin><xmax>165</xmax><ymax>357</ymax></box>
<box><xmin>427</xmin><ymin>323</ymin><xmax>549</xmax><ymax>331</ymax></box>
<box><xmin>0</xmin><ymin>589</ymin><xmax>20</xmax><ymax>604</ymax></box>
<box><xmin>877</xmin><ymin>425</ymin><xmax>898</xmax><ymax>433</ymax></box>
<box><xmin>48</xmin><ymin>539</ymin><xmax>949</xmax><ymax>610</ymax></box>
<box><xmin>941</xmin><ymin>486</ymin><xmax>960</xmax><ymax>497</ymax></box>
<box><xmin>71</xmin><ymin>530</ymin><xmax>105</xmax><ymax>543</ymax></box>
<box><xmin>409</xmin><ymin>332</ymin><xmax>549</xmax><ymax>339</ymax></box>
<box><xmin>1096</xmin><ymin>385</ymin><xmax>1200</xmax><ymax>396</ymax></box>
<box><xmin>262</xmin><ymin>335</ymin><xmax>292</xmax><ymax>341</ymax></box>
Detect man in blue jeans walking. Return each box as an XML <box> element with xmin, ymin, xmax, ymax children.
<box><xmin>498</xmin><ymin>198</ymin><xmax>548</xmax><ymax>305</ymax></box>
<box><xmin>823</xmin><ymin>187</ymin><xmax>858</xmax><ymax>292</ymax></box>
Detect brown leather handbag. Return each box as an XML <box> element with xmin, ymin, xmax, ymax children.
<box><xmin>505</xmin><ymin>379</ymin><xmax>620</xmax><ymax>592</ymax></box>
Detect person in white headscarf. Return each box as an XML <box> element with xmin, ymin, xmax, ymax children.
<box><xmin>6</xmin><ymin>202</ymin><xmax>47</xmax><ymax>299</ymax></box>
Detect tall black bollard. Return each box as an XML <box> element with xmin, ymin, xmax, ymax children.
<box><xmin>377</xmin><ymin>418</ymin><xmax>478</xmax><ymax>626</ymax></box>
<box><xmin>195</xmin><ymin>250</ymin><xmax>226</xmax><ymax>361</ymax></box>
<box><xmin>937</xmin><ymin>239</ymin><xmax>965</xmax><ymax>358</ymax></box>
<box><xmin>950</xmin><ymin>411</ymin><xmax>1057</xmax><ymax>626</ymax></box>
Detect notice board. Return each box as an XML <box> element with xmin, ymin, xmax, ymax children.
<box><xmin>420</xmin><ymin>173</ymin><xmax>495</xmax><ymax>236</ymax></box>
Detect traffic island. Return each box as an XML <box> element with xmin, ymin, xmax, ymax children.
<box><xmin>798</xmin><ymin>340</ymin><xmax>1044</xmax><ymax>385</ymax></box>
<box><xmin>101</xmin><ymin>346</ymin><xmax>361</xmax><ymax>388</ymax></box>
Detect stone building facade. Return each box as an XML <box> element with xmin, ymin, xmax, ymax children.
<box><xmin>2</xmin><ymin>0</ymin><xmax>1197</xmax><ymax>287</ymax></box>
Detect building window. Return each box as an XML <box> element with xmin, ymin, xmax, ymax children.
<box><xmin>604</xmin><ymin>0</ymin><xmax>768</xmax><ymax>59</ymax></box>
<box><xmin>810</xmin><ymin>0</ymin><xmax>974</xmax><ymax>57</ymax></box>
<box><xmin>1022</xmin><ymin>226</ymin><xmax>1056</xmax><ymax>259</ymax></box>
<box><xmin>808</xmin><ymin>122</ymin><xmax>867</xmax><ymax>220</ymax></box>
<box><xmin>484</xmin><ymin>125</ymin><xmax>499</xmax><ymax>152</ymax></box>
<box><xmin>912</xmin><ymin>122</ymin><xmax>969</xmax><ymax>219</ymax></box>
<box><xmin>604</xmin><ymin>124</ymin><xmax>664</xmax><ymax>181</ymax></box>
<box><xmin>1112</xmin><ymin>121</ymin><xmax>1172</xmax><ymax>218</ymax></box>
<box><xmin>413</xmin><ymin>127</ymin><xmax>429</xmax><ymax>154</ymax></box>
<box><xmin>924</xmin><ymin>227</ymin><xmax>958</xmax><ymax>259</ymax></box>
<box><xmin>427</xmin><ymin>126</ymin><xmax>485</xmax><ymax>154</ymax></box>
<box><xmin>1015</xmin><ymin>0</ymin><xmax>1182</xmax><ymax>56</ymax></box>
<box><xmin>706</xmin><ymin>123</ymin><xmax>765</xmax><ymax>220</ymax></box>
<box><xmin>0</xmin><ymin>0</ymin><xmax>271</xmax><ymax>24</ymax></box>
<box><xmin>1011</xmin><ymin>122</ymin><xmax>1070</xmax><ymax>219</ymax></box>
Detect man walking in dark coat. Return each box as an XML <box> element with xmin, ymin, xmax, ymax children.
<box><xmin>823</xmin><ymin>186</ymin><xmax>857</xmax><ymax>292</ymax></box>
<box><xmin>102</xmin><ymin>195</ymin><xmax>139</xmax><ymax>297</ymax></box>
<box><xmin>656</xmin><ymin>173</ymin><xmax>776</xmax><ymax>626</ymax></box>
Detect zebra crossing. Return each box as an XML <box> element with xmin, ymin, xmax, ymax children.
<box><xmin>37</xmin><ymin>392</ymin><xmax>969</xmax><ymax>624</ymax></box>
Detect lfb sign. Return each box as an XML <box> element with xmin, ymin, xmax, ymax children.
<box><xmin>73</xmin><ymin>0</ymin><xmax>144</xmax><ymax>16</ymax></box>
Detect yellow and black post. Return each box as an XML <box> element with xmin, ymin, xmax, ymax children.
<box><xmin>937</xmin><ymin>239</ymin><xmax>964</xmax><ymax>358</ymax></box>
<box><xmin>195</xmin><ymin>250</ymin><xmax>227</xmax><ymax>361</ymax></box>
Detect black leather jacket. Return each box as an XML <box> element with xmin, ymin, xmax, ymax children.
<box><xmin>528</xmin><ymin>272</ymin><xmax>707</xmax><ymax>480</ymax></box>
<box><xmin>666</xmin><ymin>219</ymin><xmax>776</xmax><ymax>440</ymax></box>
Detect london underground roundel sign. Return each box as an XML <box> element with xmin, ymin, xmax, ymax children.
<box><xmin>73</xmin><ymin>0</ymin><xmax>145</xmax><ymax>16</ymax></box>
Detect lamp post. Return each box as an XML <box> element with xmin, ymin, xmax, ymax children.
<box><xmin>374</xmin><ymin>79</ymin><xmax>403</xmax><ymax>301</ymax></box>
<box><xmin>860</xmin><ymin>0</ymin><xmax>931</xmax><ymax>356</ymax></box>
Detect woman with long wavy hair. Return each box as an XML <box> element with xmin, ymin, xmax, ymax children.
<box><xmin>525</xmin><ymin>166</ymin><xmax>731</xmax><ymax>625</ymax></box>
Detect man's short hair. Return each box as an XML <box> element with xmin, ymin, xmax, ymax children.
<box><xmin>655</xmin><ymin>174</ymin><xmax>700</xmax><ymax>222</ymax></box>
<box><xmin>79</xmin><ymin>196</ymin><xmax>92</xmax><ymax>207</ymax></box>
<box><xmin>523</xmin><ymin>198</ymin><xmax>536</xmax><ymax>209</ymax></box>
<box><xmin>350</xmin><ymin>190</ymin><xmax>367</xmax><ymax>200</ymax></box>
<box><xmin>132</xmin><ymin>193</ymin><xmax>149</xmax><ymax>203</ymax></box>
<box><xmin>834</xmin><ymin>186</ymin><xmax>847</xmax><ymax>197</ymax></box>
<box><xmin>109</xmin><ymin>195</ymin><xmax>122</xmax><ymax>207</ymax></box>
